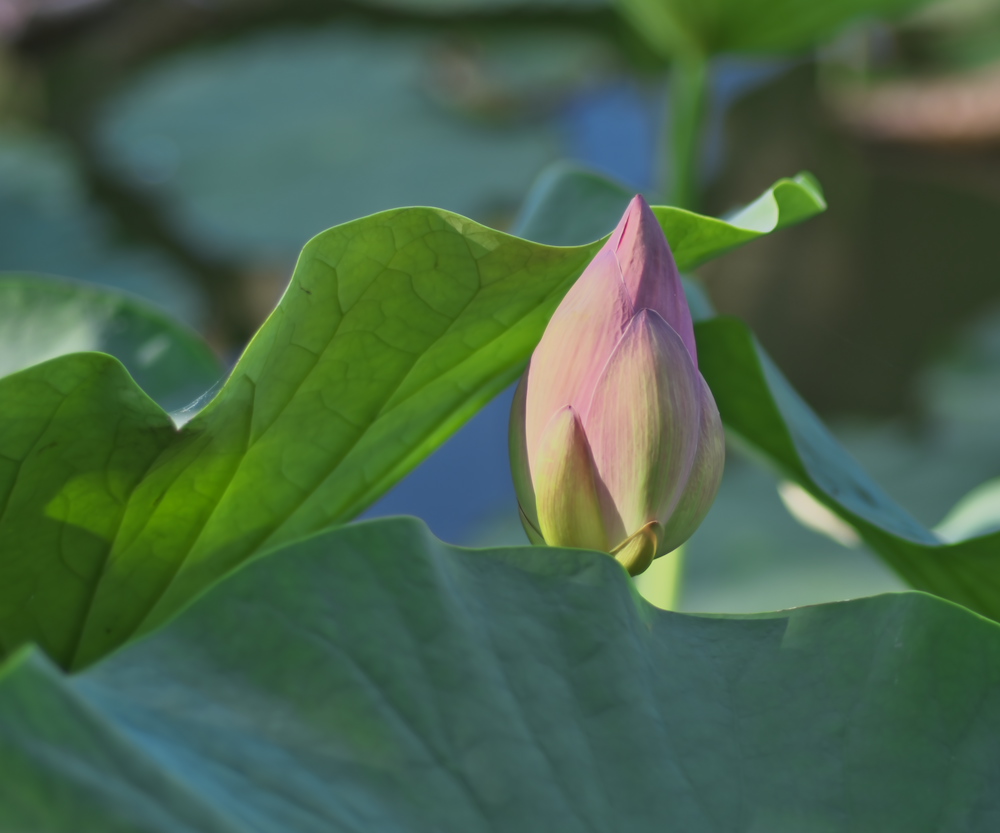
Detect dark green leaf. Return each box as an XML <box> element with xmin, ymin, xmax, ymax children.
<box><xmin>2</xmin><ymin>518</ymin><xmax>998</xmax><ymax>831</ymax></box>
<box><xmin>697</xmin><ymin>316</ymin><xmax>1000</xmax><ymax>620</ymax></box>
<box><xmin>0</xmin><ymin>273</ymin><xmax>222</xmax><ymax>413</ymax></box>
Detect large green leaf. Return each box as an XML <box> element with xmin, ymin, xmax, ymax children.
<box><xmin>2</xmin><ymin>517</ymin><xmax>999</xmax><ymax>831</ymax></box>
<box><xmin>697</xmin><ymin>317</ymin><xmax>1000</xmax><ymax>620</ymax></box>
<box><xmin>616</xmin><ymin>0</ymin><xmax>936</xmax><ymax>57</ymax></box>
<box><xmin>0</xmin><ymin>273</ymin><xmax>222</xmax><ymax>413</ymax></box>
<box><xmin>0</xmin><ymin>176</ymin><xmax>823</xmax><ymax>670</ymax></box>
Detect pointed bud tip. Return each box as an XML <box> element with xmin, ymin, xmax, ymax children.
<box><xmin>613</xmin><ymin>195</ymin><xmax>660</xmax><ymax>254</ymax></box>
<box><xmin>608</xmin><ymin>194</ymin><xmax>697</xmax><ymax>364</ymax></box>
<box><xmin>628</xmin><ymin>193</ymin><xmax>652</xmax><ymax>213</ymax></box>
<box><xmin>627</xmin><ymin>194</ymin><xmax>652</xmax><ymax>212</ymax></box>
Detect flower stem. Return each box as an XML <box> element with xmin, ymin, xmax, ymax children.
<box><xmin>634</xmin><ymin>545</ymin><xmax>685</xmax><ymax>610</ymax></box>
<box><xmin>667</xmin><ymin>51</ymin><xmax>709</xmax><ymax>211</ymax></box>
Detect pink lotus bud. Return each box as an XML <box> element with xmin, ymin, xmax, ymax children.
<box><xmin>510</xmin><ymin>195</ymin><xmax>725</xmax><ymax>576</ymax></box>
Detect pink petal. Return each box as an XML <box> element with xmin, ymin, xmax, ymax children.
<box><xmin>532</xmin><ymin>406</ymin><xmax>609</xmax><ymax>551</ymax></box>
<box><xmin>584</xmin><ymin>309</ymin><xmax>703</xmax><ymax>544</ymax></box>
<box><xmin>610</xmin><ymin>195</ymin><xmax>698</xmax><ymax>366</ymax></box>
<box><xmin>524</xmin><ymin>246</ymin><xmax>632</xmax><ymax>461</ymax></box>
<box><xmin>657</xmin><ymin>374</ymin><xmax>725</xmax><ymax>555</ymax></box>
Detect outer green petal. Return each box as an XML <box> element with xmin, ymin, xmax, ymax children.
<box><xmin>533</xmin><ymin>407</ymin><xmax>608</xmax><ymax>551</ymax></box>
<box><xmin>517</xmin><ymin>504</ymin><xmax>547</xmax><ymax>546</ymax></box>
<box><xmin>509</xmin><ymin>370</ymin><xmax>545</xmax><ymax>544</ymax></box>
<box><xmin>508</xmin><ymin>371</ymin><xmax>538</xmax><ymax>530</ymax></box>
<box><xmin>657</xmin><ymin>374</ymin><xmax>725</xmax><ymax>556</ymax></box>
<box><xmin>585</xmin><ymin>309</ymin><xmax>702</xmax><ymax>542</ymax></box>
<box><xmin>611</xmin><ymin>520</ymin><xmax>663</xmax><ymax>576</ymax></box>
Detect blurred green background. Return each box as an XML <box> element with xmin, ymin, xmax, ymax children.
<box><xmin>5</xmin><ymin>0</ymin><xmax>1000</xmax><ymax>613</ymax></box>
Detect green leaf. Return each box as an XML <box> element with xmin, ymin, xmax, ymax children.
<box><xmin>696</xmin><ymin>316</ymin><xmax>1000</xmax><ymax>621</ymax></box>
<box><xmin>0</xmin><ymin>355</ymin><xmax>177</xmax><ymax>664</ymax></box>
<box><xmin>516</xmin><ymin>162</ymin><xmax>825</xmax><ymax>254</ymax></box>
<box><xmin>0</xmin><ymin>273</ymin><xmax>222</xmax><ymax>413</ymax></box>
<box><xmin>514</xmin><ymin>162</ymin><xmax>636</xmax><ymax>246</ymax></box>
<box><xmin>2</xmin><ymin>518</ymin><xmax>999</xmax><ymax>831</ymax></box>
<box><xmin>616</xmin><ymin>0</ymin><xmax>937</xmax><ymax>57</ymax></box>
<box><xmin>0</xmin><ymin>177</ymin><xmax>823</xmax><ymax>670</ymax></box>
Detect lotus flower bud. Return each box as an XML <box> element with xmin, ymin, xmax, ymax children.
<box><xmin>509</xmin><ymin>195</ymin><xmax>724</xmax><ymax>576</ymax></box>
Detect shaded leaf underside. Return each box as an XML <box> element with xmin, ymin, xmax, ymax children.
<box><xmin>696</xmin><ymin>317</ymin><xmax>1000</xmax><ymax>620</ymax></box>
<box><xmin>2</xmin><ymin>518</ymin><xmax>998</xmax><ymax>833</ymax></box>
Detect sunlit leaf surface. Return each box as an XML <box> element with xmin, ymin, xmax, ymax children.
<box><xmin>0</xmin><ymin>176</ymin><xmax>821</xmax><ymax>668</ymax></box>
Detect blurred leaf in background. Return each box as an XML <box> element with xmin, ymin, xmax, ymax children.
<box><xmin>0</xmin><ymin>273</ymin><xmax>222</xmax><ymax>413</ymax></box>
<box><xmin>0</xmin><ymin>133</ymin><xmax>202</xmax><ymax>324</ymax></box>
<box><xmin>94</xmin><ymin>25</ymin><xmax>613</xmax><ymax>265</ymax></box>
